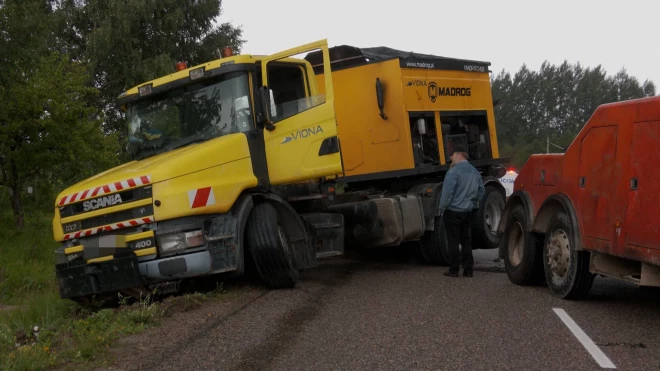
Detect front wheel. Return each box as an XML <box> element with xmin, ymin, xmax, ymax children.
<box><xmin>472</xmin><ymin>186</ymin><xmax>506</xmax><ymax>249</ymax></box>
<box><xmin>543</xmin><ymin>211</ymin><xmax>595</xmax><ymax>299</ymax></box>
<box><xmin>245</xmin><ymin>202</ymin><xmax>299</xmax><ymax>289</ymax></box>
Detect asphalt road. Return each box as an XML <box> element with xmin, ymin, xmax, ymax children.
<box><xmin>105</xmin><ymin>248</ymin><xmax>660</xmax><ymax>371</ymax></box>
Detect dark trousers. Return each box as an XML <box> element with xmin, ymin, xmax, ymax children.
<box><xmin>443</xmin><ymin>209</ymin><xmax>474</xmax><ymax>273</ymax></box>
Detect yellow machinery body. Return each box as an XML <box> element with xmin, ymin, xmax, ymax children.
<box><xmin>308</xmin><ymin>46</ymin><xmax>501</xmax><ymax>180</ymax></box>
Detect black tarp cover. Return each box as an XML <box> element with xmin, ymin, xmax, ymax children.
<box><xmin>304</xmin><ymin>45</ymin><xmax>491</xmax><ymax>73</ymax></box>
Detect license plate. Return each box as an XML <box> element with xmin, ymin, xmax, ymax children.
<box><xmin>62</xmin><ymin>221</ymin><xmax>82</xmax><ymax>234</ymax></box>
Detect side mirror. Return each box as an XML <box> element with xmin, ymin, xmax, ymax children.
<box><xmin>375</xmin><ymin>78</ymin><xmax>388</xmax><ymax>120</ymax></box>
<box><xmin>258</xmin><ymin>86</ymin><xmax>276</xmax><ymax>131</ymax></box>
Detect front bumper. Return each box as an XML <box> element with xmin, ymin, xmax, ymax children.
<box><xmin>55</xmin><ymin>253</ymin><xmax>142</xmax><ymax>299</ymax></box>
<box><xmin>55</xmin><ymin>212</ymin><xmax>244</xmax><ymax>299</ymax></box>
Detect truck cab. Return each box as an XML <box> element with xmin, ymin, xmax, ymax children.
<box><xmin>52</xmin><ymin>40</ymin><xmax>345</xmax><ymax>303</ymax></box>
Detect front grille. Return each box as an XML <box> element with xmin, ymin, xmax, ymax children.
<box><xmin>80</xmin><ymin>205</ymin><xmax>155</xmax><ymax>230</ymax></box>
<box><xmin>59</xmin><ymin>187</ymin><xmax>152</xmax><ymax>218</ymax></box>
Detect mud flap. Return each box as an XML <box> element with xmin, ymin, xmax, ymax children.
<box><xmin>205</xmin><ymin>214</ymin><xmax>241</xmax><ymax>275</ymax></box>
<box><xmin>301</xmin><ymin>213</ymin><xmax>345</xmax><ymax>259</ymax></box>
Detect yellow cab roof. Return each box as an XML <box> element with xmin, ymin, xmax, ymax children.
<box><xmin>118</xmin><ymin>54</ymin><xmax>309</xmax><ymax>101</ymax></box>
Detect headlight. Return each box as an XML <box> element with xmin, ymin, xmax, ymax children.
<box><xmin>157</xmin><ymin>230</ymin><xmax>205</xmax><ymax>254</ymax></box>
<box><xmin>158</xmin><ymin>234</ymin><xmax>186</xmax><ymax>253</ymax></box>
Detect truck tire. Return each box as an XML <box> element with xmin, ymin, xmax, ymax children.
<box><xmin>543</xmin><ymin>211</ymin><xmax>595</xmax><ymax>299</ymax></box>
<box><xmin>245</xmin><ymin>201</ymin><xmax>299</xmax><ymax>289</ymax></box>
<box><xmin>472</xmin><ymin>186</ymin><xmax>506</xmax><ymax>249</ymax></box>
<box><xmin>419</xmin><ymin>217</ymin><xmax>450</xmax><ymax>266</ymax></box>
<box><xmin>503</xmin><ymin>205</ymin><xmax>545</xmax><ymax>285</ymax></box>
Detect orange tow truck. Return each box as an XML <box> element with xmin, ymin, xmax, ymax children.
<box><xmin>497</xmin><ymin>96</ymin><xmax>660</xmax><ymax>299</ymax></box>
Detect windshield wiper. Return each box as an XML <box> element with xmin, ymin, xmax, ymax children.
<box><xmin>168</xmin><ymin>138</ymin><xmax>208</xmax><ymax>151</ymax></box>
<box><xmin>133</xmin><ymin>144</ymin><xmax>165</xmax><ymax>161</ymax></box>
<box><xmin>165</xmin><ymin>130</ymin><xmax>213</xmax><ymax>152</ymax></box>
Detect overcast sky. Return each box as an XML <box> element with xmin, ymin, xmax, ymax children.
<box><xmin>223</xmin><ymin>0</ymin><xmax>659</xmax><ymax>89</ymax></box>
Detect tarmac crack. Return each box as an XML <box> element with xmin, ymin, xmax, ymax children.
<box><xmin>598</xmin><ymin>342</ymin><xmax>647</xmax><ymax>349</ymax></box>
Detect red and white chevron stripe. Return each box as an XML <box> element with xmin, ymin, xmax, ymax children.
<box><xmin>188</xmin><ymin>187</ymin><xmax>216</xmax><ymax>209</ymax></box>
<box><xmin>58</xmin><ymin>175</ymin><xmax>152</xmax><ymax>207</ymax></box>
<box><xmin>63</xmin><ymin>216</ymin><xmax>155</xmax><ymax>241</ymax></box>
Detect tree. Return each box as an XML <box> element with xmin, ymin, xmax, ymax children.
<box><xmin>1</xmin><ymin>0</ymin><xmax>246</xmax><ymax>227</ymax></box>
<box><xmin>0</xmin><ymin>0</ymin><xmax>119</xmax><ymax>228</ymax></box>
<box><xmin>0</xmin><ymin>52</ymin><xmax>120</xmax><ymax>228</ymax></box>
<box><xmin>492</xmin><ymin>61</ymin><xmax>657</xmax><ymax>168</ymax></box>
<box><xmin>56</xmin><ymin>0</ymin><xmax>245</xmax><ymax>147</ymax></box>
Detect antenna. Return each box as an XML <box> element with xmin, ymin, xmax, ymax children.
<box><xmin>547</xmin><ymin>137</ymin><xmax>565</xmax><ymax>153</ymax></box>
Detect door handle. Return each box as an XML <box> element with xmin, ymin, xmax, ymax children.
<box><xmin>630</xmin><ymin>178</ymin><xmax>638</xmax><ymax>190</ymax></box>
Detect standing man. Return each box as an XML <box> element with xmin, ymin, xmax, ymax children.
<box><xmin>438</xmin><ymin>146</ymin><xmax>485</xmax><ymax>278</ymax></box>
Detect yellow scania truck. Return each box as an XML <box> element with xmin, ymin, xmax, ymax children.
<box><xmin>53</xmin><ymin>40</ymin><xmax>508</xmax><ymax>303</ymax></box>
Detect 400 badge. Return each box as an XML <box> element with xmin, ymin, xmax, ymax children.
<box><xmin>128</xmin><ymin>236</ymin><xmax>155</xmax><ymax>251</ymax></box>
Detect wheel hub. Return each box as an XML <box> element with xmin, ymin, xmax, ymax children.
<box><xmin>485</xmin><ymin>200</ymin><xmax>502</xmax><ymax>235</ymax></box>
<box><xmin>547</xmin><ymin>229</ymin><xmax>570</xmax><ymax>277</ymax></box>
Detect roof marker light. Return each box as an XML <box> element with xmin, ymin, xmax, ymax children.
<box><xmin>138</xmin><ymin>84</ymin><xmax>152</xmax><ymax>97</ymax></box>
<box><xmin>190</xmin><ymin>67</ymin><xmax>205</xmax><ymax>80</ymax></box>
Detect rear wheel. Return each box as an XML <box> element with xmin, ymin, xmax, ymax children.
<box><xmin>245</xmin><ymin>202</ymin><xmax>299</xmax><ymax>289</ymax></box>
<box><xmin>543</xmin><ymin>211</ymin><xmax>594</xmax><ymax>299</ymax></box>
<box><xmin>472</xmin><ymin>186</ymin><xmax>506</xmax><ymax>249</ymax></box>
<box><xmin>419</xmin><ymin>217</ymin><xmax>450</xmax><ymax>265</ymax></box>
<box><xmin>503</xmin><ymin>205</ymin><xmax>545</xmax><ymax>285</ymax></box>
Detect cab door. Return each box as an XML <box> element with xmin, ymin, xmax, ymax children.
<box><xmin>259</xmin><ymin>39</ymin><xmax>343</xmax><ymax>185</ymax></box>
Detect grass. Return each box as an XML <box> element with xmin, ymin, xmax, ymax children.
<box><xmin>0</xmin><ymin>212</ymin><xmax>60</xmax><ymax>305</ymax></box>
<box><xmin>0</xmin><ymin>212</ymin><xmax>227</xmax><ymax>370</ymax></box>
<box><xmin>1</xmin><ymin>297</ymin><xmax>165</xmax><ymax>370</ymax></box>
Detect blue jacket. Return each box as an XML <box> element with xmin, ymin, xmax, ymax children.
<box><xmin>438</xmin><ymin>160</ymin><xmax>485</xmax><ymax>215</ymax></box>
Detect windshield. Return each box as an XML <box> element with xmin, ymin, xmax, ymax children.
<box><xmin>126</xmin><ymin>71</ymin><xmax>253</xmax><ymax>160</ymax></box>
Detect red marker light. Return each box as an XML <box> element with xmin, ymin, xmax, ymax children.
<box><xmin>221</xmin><ymin>47</ymin><xmax>233</xmax><ymax>58</ymax></box>
<box><xmin>175</xmin><ymin>61</ymin><xmax>187</xmax><ymax>71</ymax></box>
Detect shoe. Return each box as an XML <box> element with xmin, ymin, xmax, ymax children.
<box><xmin>443</xmin><ymin>271</ymin><xmax>459</xmax><ymax>278</ymax></box>
<box><xmin>463</xmin><ymin>271</ymin><xmax>473</xmax><ymax>278</ymax></box>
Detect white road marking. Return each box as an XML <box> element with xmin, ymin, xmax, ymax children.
<box><xmin>553</xmin><ymin>308</ymin><xmax>616</xmax><ymax>369</ymax></box>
